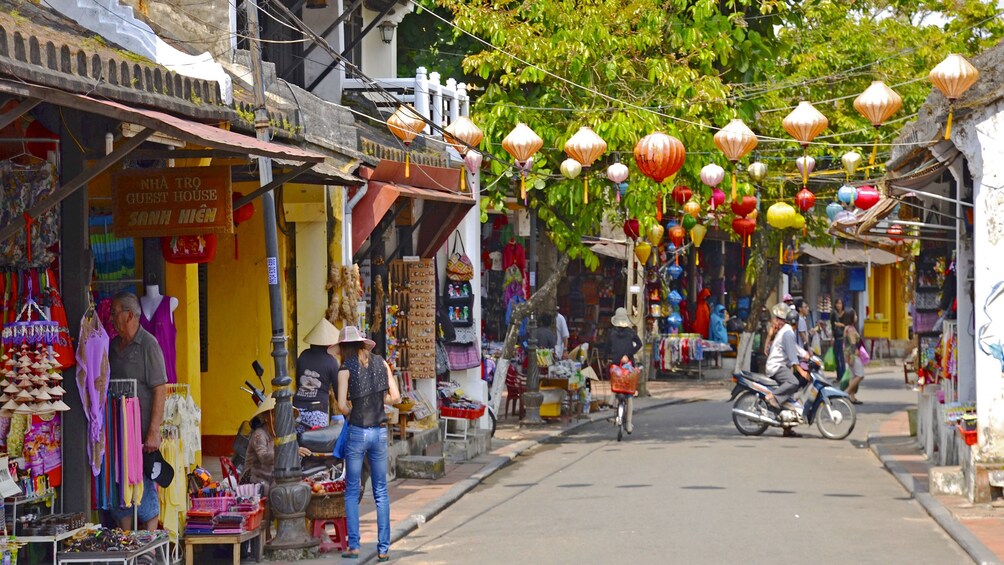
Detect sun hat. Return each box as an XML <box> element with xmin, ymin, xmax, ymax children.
<box><xmin>252</xmin><ymin>397</ymin><xmax>276</xmax><ymax>421</ymax></box>
<box><xmin>771</xmin><ymin>302</ymin><xmax>790</xmax><ymax>320</ymax></box>
<box><xmin>611</xmin><ymin>308</ymin><xmax>632</xmax><ymax>328</ymax></box>
<box><xmin>304</xmin><ymin>318</ymin><xmax>339</xmax><ymax>346</ymax></box>
<box><xmin>782</xmin><ymin>293</ymin><xmax>793</xmax><ymax>302</ymax></box>
<box><xmin>336</xmin><ymin>325</ymin><xmax>376</xmax><ymax>350</ymax></box>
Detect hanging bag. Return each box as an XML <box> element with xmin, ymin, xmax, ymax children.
<box><xmin>446</xmin><ymin>232</ymin><xmax>474</xmax><ymax>281</ymax></box>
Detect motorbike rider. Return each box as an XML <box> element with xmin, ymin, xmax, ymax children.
<box><xmin>763</xmin><ymin>303</ymin><xmax>809</xmax><ymax>437</ymax></box>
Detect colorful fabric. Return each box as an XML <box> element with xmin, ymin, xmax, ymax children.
<box><xmin>140</xmin><ymin>297</ymin><xmax>178</xmax><ymax>384</ymax></box>
<box><xmin>75</xmin><ymin>310</ymin><xmax>110</xmax><ymax>476</ymax></box>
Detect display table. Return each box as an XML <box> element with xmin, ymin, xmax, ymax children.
<box><xmin>183</xmin><ymin>527</ymin><xmax>263</xmax><ymax>565</ymax></box>
<box><xmin>58</xmin><ymin>536</ymin><xmax>170</xmax><ymax>565</ymax></box>
<box><xmin>539</xmin><ymin>377</ymin><xmax>582</xmax><ymax>423</ymax></box>
<box><xmin>16</xmin><ymin>525</ymin><xmax>91</xmax><ymax>565</ymax></box>
<box><xmin>395</xmin><ymin>408</ymin><xmax>415</xmax><ymax>442</ymax></box>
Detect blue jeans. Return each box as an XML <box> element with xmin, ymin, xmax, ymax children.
<box><xmin>108</xmin><ymin>477</ymin><xmax>159</xmax><ymax>524</ymax></box>
<box><xmin>344</xmin><ymin>425</ymin><xmax>390</xmax><ymax>555</ymax></box>
<box><xmin>834</xmin><ymin>336</ymin><xmax>846</xmax><ymax>382</ymax></box>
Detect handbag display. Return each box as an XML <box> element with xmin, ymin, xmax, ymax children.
<box><xmin>446</xmin><ymin>232</ymin><xmax>474</xmax><ymax>281</ymax></box>
<box><xmin>435</xmin><ymin>340</ymin><xmax>450</xmax><ymax>376</ymax></box>
<box><xmin>446</xmin><ymin>342</ymin><xmax>481</xmax><ymax>371</ymax></box>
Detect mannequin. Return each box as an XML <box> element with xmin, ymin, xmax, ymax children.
<box><xmin>140</xmin><ymin>284</ymin><xmax>179</xmax><ymax>383</ymax></box>
<box><xmin>141</xmin><ymin>284</ymin><xmax>179</xmax><ymax>323</ymax></box>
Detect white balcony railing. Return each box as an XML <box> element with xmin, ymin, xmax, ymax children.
<box><xmin>342</xmin><ymin>67</ymin><xmax>470</xmax><ymax>136</ymax></box>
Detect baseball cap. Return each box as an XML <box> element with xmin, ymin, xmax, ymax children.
<box><xmin>144</xmin><ymin>450</ymin><xmax>175</xmax><ymax>488</ymax></box>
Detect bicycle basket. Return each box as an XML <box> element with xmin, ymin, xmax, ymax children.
<box><xmin>609</xmin><ymin>365</ymin><xmax>640</xmax><ymax>395</ymax></box>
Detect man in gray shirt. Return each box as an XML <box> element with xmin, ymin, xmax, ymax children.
<box><xmin>764</xmin><ymin>303</ymin><xmax>808</xmax><ymax>437</ymax></box>
<box><xmin>108</xmin><ymin>291</ymin><xmax>167</xmax><ymax>530</ymax></box>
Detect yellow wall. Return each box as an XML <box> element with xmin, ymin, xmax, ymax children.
<box><xmin>866</xmin><ymin>264</ymin><xmax>910</xmax><ymax>341</ymax></box>
<box><xmin>283</xmin><ymin>183</ymin><xmax>330</xmax><ymax>355</ymax></box>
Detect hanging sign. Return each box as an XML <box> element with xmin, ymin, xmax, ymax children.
<box><xmin>113</xmin><ymin>166</ymin><xmax>233</xmax><ymax>237</ymax></box>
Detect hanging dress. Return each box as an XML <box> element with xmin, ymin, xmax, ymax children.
<box><xmin>140</xmin><ymin>297</ymin><xmax>178</xmax><ymax>383</ymax></box>
<box><xmin>75</xmin><ymin>310</ymin><xmax>110</xmax><ymax>476</ymax></box>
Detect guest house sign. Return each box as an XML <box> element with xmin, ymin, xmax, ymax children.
<box><xmin>113</xmin><ymin>166</ymin><xmax>233</xmax><ymax>237</ymax></box>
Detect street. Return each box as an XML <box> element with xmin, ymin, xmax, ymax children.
<box><xmin>384</xmin><ymin>370</ymin><xmax>971</xmax><ymax>564</ymax></box>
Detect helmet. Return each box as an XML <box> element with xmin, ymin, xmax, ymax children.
<box><xmin>770</xmin><ymin>303</ymin><xmax>789</xmax><ymax>320</ymax></box>
<box><xmin>785</xmin><ymin>309</ymin><xmax>800</xmax><ymax>326</ymax></box>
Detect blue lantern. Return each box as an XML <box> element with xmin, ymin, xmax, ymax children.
<box><xmin>837</xmin><ymin>184</ymin><xmax>856</xmax><ymax>204</ymax></box>
<box><xmin>668</xmin><ymin>264</ymin><xmax>683</xmax><ymax>279</ymax></box>
<box><xmin>668</xmin><ymin>290</ymin><xmax>683</xmax><ymax>306</ymax></box>
<box><xmin>618</xmin><ymin>182</ymin><xmax>629</xmax><ymax>199</ymax></box>
<box><xmin>667</xmin><ymin>312</ymin><xmax>683</xmax><ymax>330</ymax></box>
<box><xmin>826</xmin><ymin>202</ymin><xmax>843</xmax><ymax>221</ymax></box>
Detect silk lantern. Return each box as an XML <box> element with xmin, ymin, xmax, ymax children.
<box><xmin>667</xmin><ymin>312</ymin><xmax>683</xmax><ymax>330</ymax></box>
<box><xmin>634</xmin><ymin>132</ymin><xmax>686</xmax><ymax>184</ymax></box>
<box><xmin>709</xmin><ymin>188</ymin><xmax>726</xmax><ymax>211</ymax></box>
<box><xmin>887</xmin><ymin>224</ymin><xmax>904</xmax><ymax>242</ymax></box>
<box><xmin>714</xmin><ymin>119</ymin><xmax>758</xmax><ymax>199</ymax></box>
<box><xmin>672</xmin><ymin>185</ymin><xmax>693</xmax><ymax>207</ymax></box>
<box><xmin>791</xmin><ymin>213</ymin><xmax>806</xmax><ymax>231</ymax></box>
<box><xmin>795</xmin><ymin>188</ymin><xmax>816</xmax><ymax>213</ymax></box>
<box><xmin>782</xmin><ymin>101</ymin><xmax>829</xmax><ymax>147</ymax></box>
<box><xmin>854</xmin><ymin>81</ymin><xmax>903</xmax><ymax>164</ymax></box>
<box><xmin>690</xmin><ymin>223</ymin><xmax>707</xmax><ymax>266</ymax></box>
<box><xmin>683</xmin><ymin>200</ymin><xmax>701</xmax><ymax>218</ymax></box>
<box><xmin>502</xmin><ymin>123</ymin><xmax>544</xmax><ymax>199</ymax></box>
<box><xmin>668</xmin><ymin>225</ymin><xmax>686</xmax><ymax>248</ymax></box>
<box><xmin>748</xmin><ymin>161</ymin><xmax>768</xmax><ymax>184</ymax></box>
<box><xmin>795</xmin><ymin>155</ymin><xmax>815</xmax><ymax>188</ymax></box>
<box><xmin>445</xmin><ymin>116</ymin><xmax>484</xmax><ymax>191</ymax></box>
<box><xmin>855</xmin><ymin>185</ymin><xmax>880</xmax><ymax>210</ymax></box>
<box><xmin>682</xmin><ymin>215</ymin><xmax>697</xmax><ymax>231</ymax></box>
<box><xmin>700</xmin><ymin>164</ymin><xmax>725</xmax><ymax>188</ymax></box>
<box><xmin>929</xmin><ymin>54</ymin><xmax>980</xmax><ymax>140</ymax></box>
<box><xmin>623</xmin><ymin>218</ymin><xmax>641</xmax><ymax>240</ymax></box>
<box><xmin>731</xmin><ymin>217</ymin><xmax>757</xmax><ymax>266</ymax></box>
<box><xmin>826</xmin><ymin>202</ymin><xmax>843</xmax><ymax>221</ymax></box>
<box><xmin>766</xmin><ymin>202</ymin><xmax>796</xmax><ymax>229</ymax></box>
<box><xmin>634</xmin><ymin>241</ymin><xmax>652</xmax><ymax>264</ymax></box>
<box><xmin>464</xmin><ymin>150</ymin><xmax>483</xmax><ymax>176</ymax></box>
<box><xmin>387</xmin><ymin>105</ymin><xmax>425</xmax><ymax>178</ymax></box>
<box><xmin>667</xmin><ymin>264</ymin><xmax>683</xmax><ymax>280</ymax></box>
<box><xmin>231</xmin><ymin>192</ymin><xmax>254</xmax><ymax>260</ymax></box>
<box><xmin>560</xmin><ymin>158</ymin><xmax>582</xmax><ymax>179</ymax></box>
<box><xmin>668</xmin><ymin>290</ymin><xmax>683</xmax><ymax>305</ymax></box>
<box><xmin>841</xmin><ymin>151</ymin><xmax>862</xmax><ymax>180</ymax></box>
<box><xmin>607</xmin><ymin>161</ymin><xmax>630</xmax><ymax>202</ymax></box>
<box><xmin>648</xmin><ymin>224</ymin><xmax>665</xmax><ymax>246</ymax></box>
<box><xmin>730</xmin><ymin>195</ymin><xmax>757</xmax><ymax>218</ymax></box>
<box><xmin>837</xmin><ymin>184</ymin><xmax>857</xmax><ymax>204</ymax></box>
<box><xmin>564</xmin><ymin>127</ymin><xmax>607</xmax><ymax>205</ymax></box>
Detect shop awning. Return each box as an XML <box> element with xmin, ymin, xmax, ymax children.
<box><xmin>799</xmin><ymin>244</ymin><xmax>901</xmax><ymax>266</ymax></box>
<box><xmin>590</xmin><ymin>241</ymin><xmax>631</xmax><ymax>260</ymax></box>
<box><xmin>351</xmin><ymin>162</ymin><xmax>474</xmax><ymax>257</ymax></box>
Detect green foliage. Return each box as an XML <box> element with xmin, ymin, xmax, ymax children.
<box><xmin>416</xmin><ymin>0</ymin><xmax>1003</xmax><ymax>266</ymax></box>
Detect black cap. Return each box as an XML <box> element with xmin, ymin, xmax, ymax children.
<box><xmin>144</xmin><ymin>450</ymin><xmax>175</xmax><ymax>488</ymax></box>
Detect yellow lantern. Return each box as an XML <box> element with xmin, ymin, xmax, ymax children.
<box><xmin>564</xmin><ymin>127</ymin><xmax>607</xmax><ymax>205</ymax></box>
<box><xmin>387</xmin><ymin>105</ymin><xmax>426</xmax><ymax>178</ymax></box>
<box><xmin>853</xmin><ymin>81</ymin><xmax>903</xmax><ymax>164</ymax></box>
<box><xmin>502</xmin><ymin>123</ymin><xmax>544</xmax><ymax>199</ymax></box>
<box><xmin>634</xmin><ymin>241</ymin><xmax>652</xmax><ymax>265</ymax></box>
<box><xmin>444</xmin><ymin>116</ymin><xmax>484</xmax><ymax>191</ymax></box>
<box><xmin>929</xmin><ymin>54</ymin><xmax>980</xmax><ymax>140</ymax></box>
<box><xmin>683</xmin><ymin>200</ymin><xmax>701</xmax><ymax>218</ymax></box>
<box><xmin>842</xmin><ymin>151</ymin><xmax>862</xmax><ymax>180</ymax></box>
<box><xmin>782</xmin><ymin>101</ymin><xmax>828</xmax><ymax>148</ymax></box>
<box><xmin>647</xmin><ymin>224</ymin><xmax>665</xmax><ymax>247</ymax></box>
<box><xmin>714</xmin><ymin>119</ymin><xmax>758</xmax><ymax>199</ymax></box>
<box><xmin>792</xmin><ymin>213</ymin><xmax>806</xmax><ymax>231</ymax></box>
<box><xmin>690</xmin><ymin>224</ymin><xmax>707</xmax><ymax>265</ymax></box>
<box><xmin>766</xmin><ymin>202</ymin><xmax>796</xmax><ymax>229</ymax></box>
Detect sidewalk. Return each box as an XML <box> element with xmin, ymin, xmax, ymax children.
<box><xmin>868</xmin><ymin>410</ymin><xmax>1004</xmax><ymax>565</ymax></box>
<box><xmin>265</xmin><ymin>378</ymin><xmax>731</xmax><ymax>564</ymax></box>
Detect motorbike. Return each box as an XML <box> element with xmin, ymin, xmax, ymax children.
<box><xmin>729</xmin><ymin>355</ymin><xmax>856</xmax><ymax>440</ymax></box>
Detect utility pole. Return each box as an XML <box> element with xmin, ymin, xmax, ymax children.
<box><xmin>245</xmin><ymin>0</ymin><xmax>318</xmax><ymax>554</ymax></box>
<box><xmin>522</xmin><ymin>209</ymin><xmax>544</xmax><ymax>424</ymax></box>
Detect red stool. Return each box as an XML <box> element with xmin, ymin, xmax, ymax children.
<box><xmin>311</xmin><ymin>517</ymin><xmax>348</xmax><ymax>553</ymax></box>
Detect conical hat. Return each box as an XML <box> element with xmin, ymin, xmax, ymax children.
<box><xmin>51</xmin><ymin>400</ymin><xmax>70</xmax><ymax>412</ymax></box>
<box><xmin>304</xmin><ymin>319</ymin><xmax>340</xmax><ymax>346</ymax></box>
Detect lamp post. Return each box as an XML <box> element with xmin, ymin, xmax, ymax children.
<box><xmin>246</xmin><ymin>0</ymin><xmax>317</xmax><ymax>554</ymax></box>
<box><xmin>521</xmin><ymin>208</ymin><xmax>544</xmax><ymax>424</ymax></box>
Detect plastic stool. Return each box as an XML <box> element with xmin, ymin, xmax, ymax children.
<box><xmin>311</xmin><ymin>517</ymin><xmax>348</xmax><ymax>553</ymax></box>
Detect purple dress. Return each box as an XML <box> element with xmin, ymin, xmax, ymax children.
<box><xmin>140</xmin><ymin>297</ymin><xmax>177</xmax><ymax>384</ymax></box>
<box><xmin>75</xmin><ymin>312</ymin><xmax>110</xmax><ymax>476</ymax></box>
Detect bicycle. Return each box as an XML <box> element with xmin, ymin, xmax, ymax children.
<box><xmin>609</xmin><ymin>364</ymin><xmax>640</xmax><ymax>442</ymax></box>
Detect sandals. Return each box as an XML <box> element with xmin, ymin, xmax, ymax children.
<box><xmin>378</xmin><ymin>555</ymin><xmax>390</xmax><ymax>562</ymax></box>
<box><xmin>342</xmin><ymin>549</ymin><xmax>360</xmax><ymax>559</ymax></box>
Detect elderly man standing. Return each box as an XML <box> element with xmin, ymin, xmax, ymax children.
<box><xmin>108</xmin><ymin>291</ymin><xmax>168</xmax><ymax>531</ymax></box>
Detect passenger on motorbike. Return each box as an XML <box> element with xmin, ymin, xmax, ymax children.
<box><xmin>763</xmin><ymin>303</ymin><xmax>810</xmax><ymax>437</ymax></box>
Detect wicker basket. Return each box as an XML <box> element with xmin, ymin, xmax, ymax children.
<box><xmin>609</xmin><ymin>367</ymin><xmax>640</xmax><ymax>395</ymax></box>
<box><xmin>306</xmin><ymin>491</ymin><xmax>345</xmax><ymax>520</ymax></box>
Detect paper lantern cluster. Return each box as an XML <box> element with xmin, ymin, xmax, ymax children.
<box><xmin>0</xmin><ymin>346</ymin><xmax>69</xmax><ymax>416</ymax></box>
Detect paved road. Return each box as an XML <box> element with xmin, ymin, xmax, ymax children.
<box><xmin>385</xmin><ymin>371</ymin><xmax>970</xmax><ymax>564</ymax></box>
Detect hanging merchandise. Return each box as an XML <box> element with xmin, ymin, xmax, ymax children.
<box><xmin>75</xmin><ymin>305</ymin><xmax>110</xmax><ymax>476</ymax></box>
<box><xmin>826</xmin><ymin>202</ymin><xmax>844</xmax><ymax>221</ymax></box>
<box><xmin>671</xmin><ymin>185</ymin><xmax>693</xmax><ymax>207</ymax></box>
<box><xmin>444</xmin><ymin>116</ymin><xmax>484</xmax><ymax>191</ymax></box>
<box><xmin>623</xmin><ymin>218</ymin><xmax>641</xmax><ymax>240</ymax></box>
<box><xmin>837</xmin><ymin>184</ymin><xmax>857</xmax><ymax>204</ymax></box>
<box><xmin>766</xmin><ymin>202</ymin><xmax>796</xmax><ymax>229</ymax></box>
<box><xmin>464</xmin><ymin>150</ymin><xmax>483</xmax><ymax>177</ymax></box>
<box><xmin>386</xmin><ymin>105</ymin><xmax>426</xmax><ymax>177</ymax></box>
<box><xmin>795</xmin><ymin>155</ymin><xmax>815</xmax><ymax>188</ymax></box>
<box><xmin>560</xmin><ymin>159</ymin><xmax>582</xmax><ymax>180</ymax></box>
<box><xmin>795</xmin><ymin>188</ymin><xmax>816</xmax><ymax>213</ymax></box>
<box><xmin>854</xmin><ymin>185</ymin><xmax>881</xmax><ymax>210</ymax></box>
<box><xmin>747</xmin><ymin>161</ymin><xmax>768</xmax><ymax>184</ymax></box>
<box><xmin>606</xmin><ymin>161</ymin><xmax>629</xmax><ymax>202</ymax></box>
<box><xmin>700</xmin><ymin>164</ymin><xmax>725</xmax><ymax>191</ymax></box>
<box><xmin>634</xmin><ymin>242</ymin><xmax>652</xmax><ymax>265</ymax></box>
<box><xmin>690</xmin><ymin>224</ymin><xmax>707</xmax><ymax>266</ymax></box>
<box><xmin>94</xmin><ymin>382</ymin><xmax>144</xmax><ymax>515</ymax></box>
<box><xmin>731</xmin><ymin>217</ymin><xmax>756</xmax><ymax>267</ymax></box>
<box><xmin>0</xmin><ymin>161</ymin><xmax>60</xmax><ymax>268</ymax></box>
<box><xmin>853</xmin><ymin>81</ymin><xmax>903</xmax><ymax>164</ymax></box>
<box><xmin>564</xmin><ymin>126</ymin><xmax>607</xmax><ymax>205</ymax></box>
<box><xmin>667</xmin><ymin>225</ymin><xmax>686</xmax><ymax>249</ymax></box>
<box><xmin>502</xmin><ymin>123</ymin><xmax>544</xmax><ymax>200</ymax></box>
<box><xmin>89</xmin><ymin>214</ymin><xmax>137</xmax><ymax>299</ymax></box>
<box><xmin>683</xmin><ymin>200</ymin><xmax>701</xmax><ymax>218</ymax></box>
<box><xmin>713</xmin><ymin>119</ymin><xmax>758</xmax><ymax>199</ymax></box>
<box><xmin>634</xmin><ymin>132</ymin><xmax>686</xmax><ymax>184</ymax></box>
<box><xmin>928</xmin><ymin>54</ymin><xmax>979</xmax><ymax>140</ymax></box>
<box><xmin>647</xmin><ymin>224</ymin><xmax>664</xmax><ymax>247</ymax></box>
<box><xmin>842</xmin><ymin>152</ymin><xmax>862</xmax><ymax>179</ymax></box>
<box><xmin>730</xmin><ymin>195</ymin><xmax>757</xmax><ymax>218</ymax></box>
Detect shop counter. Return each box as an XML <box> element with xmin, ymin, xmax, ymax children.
<box><xmin>183</xmin><ymin>526</ymin><xmax>263</xmax><ymax>565</ymax></box>
<box><xmin>57</xmin><ymin>536</ymin><xmax>170</xmax><ymax>565</ymax></box>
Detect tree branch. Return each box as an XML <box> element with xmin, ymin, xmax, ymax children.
<box><xmin>499</xmin><ymin>253</ymin><xmax>571</xmax><ymax>360</ymax></box>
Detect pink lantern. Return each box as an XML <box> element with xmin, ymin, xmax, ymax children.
<box><xmin>700</xmin><ymin>164</ymin><xmax>725</xmax><ymax>188</ymax></box>
<box><xmin>606</xmin><ymin>162</ymin><xmax>629</xmax><ymax>184</ymax></box>
<box><xmin>855</xmin><ymin>185</ymin><xmax>880</xmax><ymax>210</ymax></box>
<box><xmin>709</xmin><ymin>188</ymin><xmax>726</xmax><ymax>211</ymax></box>
<box><xmin>464</xmin><ymin>150</ymin><xmax>483</xmax><ymax>175</ymax></box>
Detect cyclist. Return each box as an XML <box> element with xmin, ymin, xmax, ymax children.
<box><xmin>606</xmin><ymin>308</ymin><xmax>642</xmax><ymax>434</ymax></box>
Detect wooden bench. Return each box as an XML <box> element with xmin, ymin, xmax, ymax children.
<box><xmin>184</xmin><ymin>527</ymin><xmax>263</xmax><ymax>565</ymax></box>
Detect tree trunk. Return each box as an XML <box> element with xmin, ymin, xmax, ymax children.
<box><xmin>733</xmin><ymin>232</ymin><xmax>782</xmax><ymax>373</ymax></box>
<box><xmin>500</xmin><ymin>254</ymin><xmax>571</xmax><ymax>361</ymax></box>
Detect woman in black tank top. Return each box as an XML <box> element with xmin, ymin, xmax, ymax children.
<box><xmin>336</xmin><ymin>326</ymin><xmax>400</xmax><ymax>561</ymax></box>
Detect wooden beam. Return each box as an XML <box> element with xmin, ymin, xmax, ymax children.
<box><xmin>234</xmin><ymin>162</ymin><xmax>314</xmax><ymax>209</ymax></box>
<box><xmin>125</xmin><ymin>149</ymin><xmax>251</xmax><ymax>161</ymax></box>
<box><xmin>0</xmin><ymin>128</ymin><xmax>155</xmax><ymax>244</ymax></box>
<box><xmin>0</xmin><ymin>98</ymin><xmax>41</xmax><ymax>131</ymax></box>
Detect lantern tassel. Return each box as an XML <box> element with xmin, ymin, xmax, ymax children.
<box><xmin>459</xmin><ymin>169</ymin><xmax>466</xmax><ymax>193</ymax></box>
<box><xmin>520</xmin><ymin>173</ymin><xmax>526</xmax><ymax>200</ymax></box>
<box><xmin>945</xmin><ymin>105</ymin><xmax>954</xmax><ymax>140</ymax></box>
<box><xmin>696</xmin><ymin>250</ymin><xmax>700</xmax><ymax>267</ymax></box>
<box><xmin>24</xmin><ymin>213</ymin><xmax>33</xmax><ymax>263</ymax></box>
<box><xmin>583</xmin><ymin>177</ymin><xmax>589</xmax><ymax>205</ymax></box>
<box><xmin>731</xmin><ymin>173</ymin><xmax>737</xmax><ymax>201</ymax></box>
<box><xmin>779</xmin><ymin>239</ymin><xmax>783</xmax><ymax>264</ymax></box>
<box><xmin>869</xmin><ymin>131</ymin><xmax>879</xmax><ymax>166</ymax></box>
<box><xmin>405</xmin><ymin>152</ymin><xmax>411</xmax><ymax>178</ymax></box>
<box><xmin>801</xmin><ymin>151</ymin><xmax>808</xmax><ymax>186</ymax></box>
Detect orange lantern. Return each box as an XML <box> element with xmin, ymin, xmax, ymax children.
<box><xmin>444</xmin><ymin>116</ymin><xmax>484</xmax><ymax>191</ymax></box>
<box><xmin>502</xmin><ymin>123</ymin><xmax>544</xmax><ymax>199</ymax></box>
<box><xmin>387</xmin><ymin>105</ymin><xmax>425</xmax><ymax>178</ymax></box>
<box><xmin>714</xmin><ymin>119</ymin><xmax>758</xmax><ymax>199</ymax></box>
<box><xmin>634</xmin><ymin>132</ymin><xmax>686</xmax><ymax>184</ymax></box>
<box><xmin>795</xmin><ymin>188</ymin><xmax>816</xmax><ymax>213</ymax></box>
<box><xmin>683</xmin><ymin>200</ymin><xmax>701</xmax><ymax>218</ymax></box>
<box><xmin>564</xmin><ymin>127</ymin><xmax>607</xmax><ymax>205</ymax></box>
<box><xmin>667</xmin><ymin>225</ymin><xmax>686</xmax><ymax>248</ymax></box>
<box><xmin>854</xmin><ymin>81</ymin><xmax>902</xmax><ymax>164</ymax></box>
<box><xmin>929</xmin><ymin>54</ymin><xmax>980</xmax><ymax>140</ymax></box>
<box><xmin>782</xmin><ymin>101</ymin><xmax>829</xmax><ymax>148</ymax></box>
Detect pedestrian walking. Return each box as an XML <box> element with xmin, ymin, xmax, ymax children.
<box><xmin>831</xmin><ymin>298</ymin><xmax>858</xmax><ymax>382</ymax></box>
<box><xmin>841</xmin><ymin>325</ymin><xmax>866</xmax><ymax>404</ymax></box>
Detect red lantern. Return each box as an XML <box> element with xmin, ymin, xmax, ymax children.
<box><xmin>855</xmin><ymin>185</ymin><xmax>880</xmax><ymax>210</ymax></box>
<box><xmin>233</xmin><ymin>192</ymin><xmax>255</xmax><ymax>225</ymax></box>
<box><xmin>731</xmin><ymin>217</ymin><xmax>757</xmax><ymax>267</ymax></box>
<box><xmin>634</xmin><ymin>133</ymin><xmax>686</xmax><ymax>184</ymax></box>
<box><xmin>888</xmin><ymin>224</ymin><xmax>904</xmax><ymax>242</ymax></box>
<box><xmin>667</xmin><ymin>225</ymin><xmax>686</xmax><ymax>248</ymax></box>
<box><xmin>730</xmin><ymin>195</ymin><xmax>757</xmax><ymax>218</ymax></box>
<box><xmin>671</xmin><ymin>185</ymin><xmax>693</xmax><ymax>207</ymax></box>
<box><xmin>161</xmin><ymin>234</ymin><xmax>218</xmax><ymax>264</ymax></box>
<box><xmin>623</xmin><ymin>218</ymin><xmax>641</xmax><ymax>240</ymax></box>
<box><xmin>25</xmin><ymin>121</ymin><xmax>58</xmax><ymax>160</ymax></box>
<box><xmin>795</xmin><ymin>188</ymin><xmax>816</xmax><ymax>213</ymax></box>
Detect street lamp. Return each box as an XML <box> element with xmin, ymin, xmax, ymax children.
<box><xmin>378</xmin><ymin>20</ymin><xmax>396</xmax><ymax>44</ymax></box>
<box><xmin>522</xmin><ymin>209</ymin><xmax>544</xmax><ymax>425</ymax></box>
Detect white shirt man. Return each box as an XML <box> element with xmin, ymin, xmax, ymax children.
<box><xmin>555</xmin><ymin>309</ymin><xmax>570</xmax><ymax>359</ymax></box>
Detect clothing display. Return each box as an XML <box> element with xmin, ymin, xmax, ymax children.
<box><xmin>657</xmin><ymin>335</ymin><xmax>706</xmax><ymax>369</ymax></box>
<box><xmin>0</xmin><ymin>161</ymin><xmax>60</xmax><ymax>267</ymax></box>
<box><xmin>109</xmin><ymin>327</ymin><xmax>167</xmax><ymax>439</ymax></box>
<box><xmin>94</xmin><ymin>391</ymin><xmax>144</xmax><ymax>512</ymax></box>
<box><xmin>162</xmin><ymin>385</ymin><xmax>201</xmax><ymax>469</ymax></box>
<box><xmin>139</xmin><ymin>296</ymin><xmax>178</xmax><ymax>384</ymax></box>
<box><xmin>157</xmin><ymin>435</ymin><xmax>185</xmax><ymax>535</ymax></box>
<box><xmin>76</xmin><ymin>309</ymin><xmax>110</xmax><ymax>476</ymax></box>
